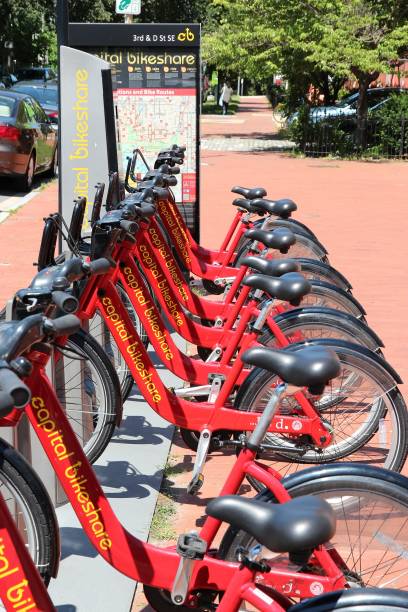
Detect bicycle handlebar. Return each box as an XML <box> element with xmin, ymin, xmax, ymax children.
<box><xmin>156</xmin><ymin>164</ymin><xmax>180</xmax><ymax>175</ymax></box>
<box><xmin>0</xmin><ymin>313</ymin><xmax>81</xmax><ymax>363</ymax></box>
<box><xmin>50</xmin><ymin>291</ymin><xmax>79</xmax><ymax>314</ymax></box>
<box><xmin>42</xmin><ymin>314</ymin><xmax>81</xmax><ymax>337</ymax></box>
<box><xmin>0</xmin><ymin>367</ymin><xmax>31</xmax><ymax>409</ymax></box>
<box><xmin>120</xmin><ymin>220</ymin><xmax>138</xmax><ymax>234</ymax></box>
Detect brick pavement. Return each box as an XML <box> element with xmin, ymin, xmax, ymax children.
<box><xmin>0</xmin><ymin>181</ymin><xmax>59</xmax><ymax>307</ymax></box>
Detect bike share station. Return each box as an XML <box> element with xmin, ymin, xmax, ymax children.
<box><xmin>2</xmin><ymin>4</ymin><xmax>200</xmax><ymax>610</ymax></box>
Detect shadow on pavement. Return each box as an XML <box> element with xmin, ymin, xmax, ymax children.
<box><xmin>0</xmin><ymin>175</ymin><xmax>55</xmax><ymax>201</ymax></box>
<box><xmin>112</xmin><ymin>414</ymin><xmax>173</xmax><ymax>446</ymax></box>
<box><xmin>93</xmin><ymin>460</ymin><xmax>165</xmax><ymax>498</ymax></box>
<box><xmin>60</xmin><ymin>527</ymin><xmax>98</xmax><ymax>560</ymax></box>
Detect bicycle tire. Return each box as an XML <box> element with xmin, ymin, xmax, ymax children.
<box><xmin>232</xmin><ymin>244</ymin><xmax>351</xmax><ymax>292</ymax></box>
<box><xmin>255</xmin><ymin>217</ymin><xmax>320</xmax><ymax>241</ymax></box>
<box><xmin>219</xmin><ymin>467</ymin><xmax>408</xmax><ymax>593</ymax></box>
<box><xmin>295</xmin><ymin>259</ymin><xmax>352</xmax><ymax>292</ymax></box>
<box><xmin>297</xmin><ymin>281</ymin><xmax>366</xmax><ymax>320</ymax></box>
<box><xmin>261</xmin><ymin>308</ymin><xmax>382</xmax><ymax>354</ymax></box>
<box><xmin>234</xmin><ymin>340</ymin><xmax>407</xmax><ymax>481</ymax></box>
<box><xmin>290</xmin><ymin>588</ymin><xmax>408</xmax><ymax>610</ymax></box>
<box><xmin>234</xmin><ymin>219</ymin><xmax>323</xmax><ymax>256</ymax></box>
<box><xmin>55</xmin><ymin>330</ymin><xmax>122</xmax><ymax>464</ymax></box>
<box><xmin>0</xmin><ymin>437</ymin><xmax>59</xmax><ymax>585</ymax></box>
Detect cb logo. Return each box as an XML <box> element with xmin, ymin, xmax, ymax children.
<box><xmin>177</xmin><ymin>27</ymin><xmax>195</xmax><ymax>42</ymax></box>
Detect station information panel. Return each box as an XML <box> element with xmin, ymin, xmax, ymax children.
<box><xmin>68</xmin><ymin>23</ymin><xmax>201</xmax><ymax>239</ymax></box>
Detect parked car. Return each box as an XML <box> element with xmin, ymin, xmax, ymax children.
<box><xmin>15</xmin><ymin>67</ymin><xmax>56</xmax><ymax>82</ymax></box>
<box><xmin>0</xmin><ymin>90</ymin><xmax>57</xmax><ymax>192</ymax></box>
<box><xmin>11</xmin><ymin>81</ymin><xmax>58</xmax><ymax>124</ymax></box>
<box><xmin>288</xmin><ymin>88</ymin><xmax>406</xmax><ymax>125</ymax></box>
<box><xmin>0</xmin><ymin>70</ymin><xmax>17</xmax><ymax>89</ymax></box>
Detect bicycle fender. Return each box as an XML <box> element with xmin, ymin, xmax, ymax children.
<box><xmin>296</xmin><ymin>258</ymin><xmax>352</xmax><ymax>290</ymax></box>
<box><xmin>309</xmin><ymin>280</ymin><xmax>366</xmax><ymax>315</ymax></box>
<box><xmin>272</xmin><ymin>306</ymin><xmax>384</xmax><ymax>347</ymax></box>
<box><xmin>281</xmin><ymin>462</ymin><xmax>408</xmax><ymax>492</ymax></box>
<box><xmin>270</xmin><ymin>219</ymin><xmax>328</xmax><ymax>254</ymax></box>
<box><xmin>281</xmin><ymin>338</ymin><xmax>403</xmax><ymax>384</ymax></box>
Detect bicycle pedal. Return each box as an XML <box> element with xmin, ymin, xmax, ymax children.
<box><xmin>187</xmin><ymin>473</ymin><xmax>204</xmax><ymax>496</ymax></box>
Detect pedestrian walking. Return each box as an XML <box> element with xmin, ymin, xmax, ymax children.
<box><xmin>219</xmin><ymin>81</ymin><xmax>234</xmax><ymax>115</ymax></box>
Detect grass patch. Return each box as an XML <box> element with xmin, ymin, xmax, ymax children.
<box><xmin>163</xmin><ymin>455</ymin><xmax>188</xmax><ymax>479</ymax></box>
<box><xmin>149</xmin><ymin>455</ymin><xmax>189</xmax><ymax>542</ymax></box>
<box><xmin>201</xmin><ymin>95</ymin><xmax>240</xmax><ymax>115</ymax></box>
<box><xmin>150</xmin><ymin>493</ymin><xmax>177</xmax><ymax>541</ymax></box>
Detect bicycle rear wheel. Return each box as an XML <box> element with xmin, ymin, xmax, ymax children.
<box><xmin>220</xmin><ymin>467</ymin><xmax>408</xmax><ymax>593</ymax></box>
<box><xmin>235</xmin><ymin>233</ymin><xmax>329</xmax><ymax>264</ymax></box>
<box><xmin>298</xmin><ymin>281</ymin><xmax>366</xmax><ymax>320</ymax></box>
<box><xmin>290</xmin><ymin>588</ymin><xmax>408</xmax><ymax>610</ymax></box>
<box><xmin>235</xmin><ymin>341</ymin><xmax>407</xmax><ymax>481</ymax></box>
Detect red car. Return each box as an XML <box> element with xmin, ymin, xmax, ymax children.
<box><xmin>0</xmin><ymin>89</ymin><xmax>57</xmax><ymax>192</ymax></box>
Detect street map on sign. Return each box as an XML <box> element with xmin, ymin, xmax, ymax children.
<box><xmin>115</xmin><ymin>88</ymin><xmax>196</xmax><ymax>202</ymax></box>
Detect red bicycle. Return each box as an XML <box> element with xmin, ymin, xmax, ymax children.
<box><xmin>1</xmin><ymin>313</ymin><xmax>408</xmax><ymax>608</ymax></box>
<box><xmin>21</xmin><ymin>208</ymin><xmax>407</xmax><ymax>487</ymax></box>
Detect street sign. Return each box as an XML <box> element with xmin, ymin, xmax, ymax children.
<box><xmin>115</xmin><ymin>0</ymin><xmax>141</xmax><ymax>15</ymax></box>
<box><xmin>69</xmin><ymin>23</ymin><xmax>201</xmax><ymax>240</ymax></box>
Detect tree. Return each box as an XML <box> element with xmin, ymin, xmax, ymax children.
<box><xmin>204</xmin><ymin>0</ymin><xmax>408</xmax><ymax>144</ymax></box>
<box><xmin>0</xmin><ymin>0</ymin><xmax>55</xmax><ymax>68</ymax></box>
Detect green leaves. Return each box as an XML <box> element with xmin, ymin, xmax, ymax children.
<box><xmin>203</xmin><ymin>0</ymin><xmax>408</xmax><ymax>84</ymax></box>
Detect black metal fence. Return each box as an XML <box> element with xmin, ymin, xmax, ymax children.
<box><xmin>291</xmin><ymin>112</ymin><xmax>408</xmax><ymax>159</ymax></box>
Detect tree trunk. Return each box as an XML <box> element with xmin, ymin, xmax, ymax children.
<box><xmin>353</xmin><ymin>70</ymin><xmax>379</xmax><ymax>149</ymax></box>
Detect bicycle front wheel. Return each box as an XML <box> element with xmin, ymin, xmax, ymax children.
<box><xmin>54</xmin><ymin>329</ymin><xmax>122</xmax><ymax>464</ymax></box>
<box><xmin>0</xmin><ymin>438</ymin><xmax>59</xmax><ymax>585</ymax></box>
<box><xmin>220</xmin><ymin>467</ymin><xmax>408</xmax><ymax>593</ymax></box>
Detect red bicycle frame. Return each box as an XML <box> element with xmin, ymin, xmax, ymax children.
<box><xmin>0</xmin><ymin>490</ymin><xmax>55</xmax><ymax>611</ymax></box>
<box><xmin>77</xmin><ymin>263</ymin><xmax>331</xmax><ymax>446</ymax></box>
<box><xmin>155</xmin><ymin>192</ymin><xmax>269</xmax><ymax>280</ymax></box>
<box><xmin>6</xmin><ymin>351</ymin><xmax>346</xmax><ymax>609</ymax></box>
<box><xmin>130</xmin><ymin>220</ymin><xmax>299</xmax><ymax>344</ymax></box>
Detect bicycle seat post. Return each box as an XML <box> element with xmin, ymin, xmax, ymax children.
<box><xmin>252</xmin><ymin>298</ymin><xmax>275</xmax><ymax>331</ymax></box>
<box><xmin>247</xmin><ymin>383</ymin><xmax>287</xmax><ymax>448</ymax></box>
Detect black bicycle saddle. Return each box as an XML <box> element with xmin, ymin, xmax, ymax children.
<box><xmin>206</xmin><ymin>495</ymin><xmax>335</xmax><ymax>555</ymax></box>
<box><xmin>241</xmin><ymin>256</ymin><xmax>301</xmax><ymax>276</ymax></box>
<box><xmin>243</xmin><ymin>272</ymin><xmax>310</xmax><ymax>305</ymax></box>
<box><xmin>245</xmin><ymin>227</ymin><xmax>296</xmax><ymax>253</ymax></box>
<box><xmin>241</xmin><ymin>345</ymin><xmax>341</xmax><ymax>394</ymax></box>
<box><xmin>232</xmin><ymin>186</ymin><xmax>267</xmax><ymax>199</ymax></box>
<box><xmin>251</xmin><ymin>198</ymin><xmax>297</xmax><ymax>219</ymax></box>
<box><xmin>232</xmin><ymin>198</ymin><xmax>257</xmax><ymax>213</ymax></box>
